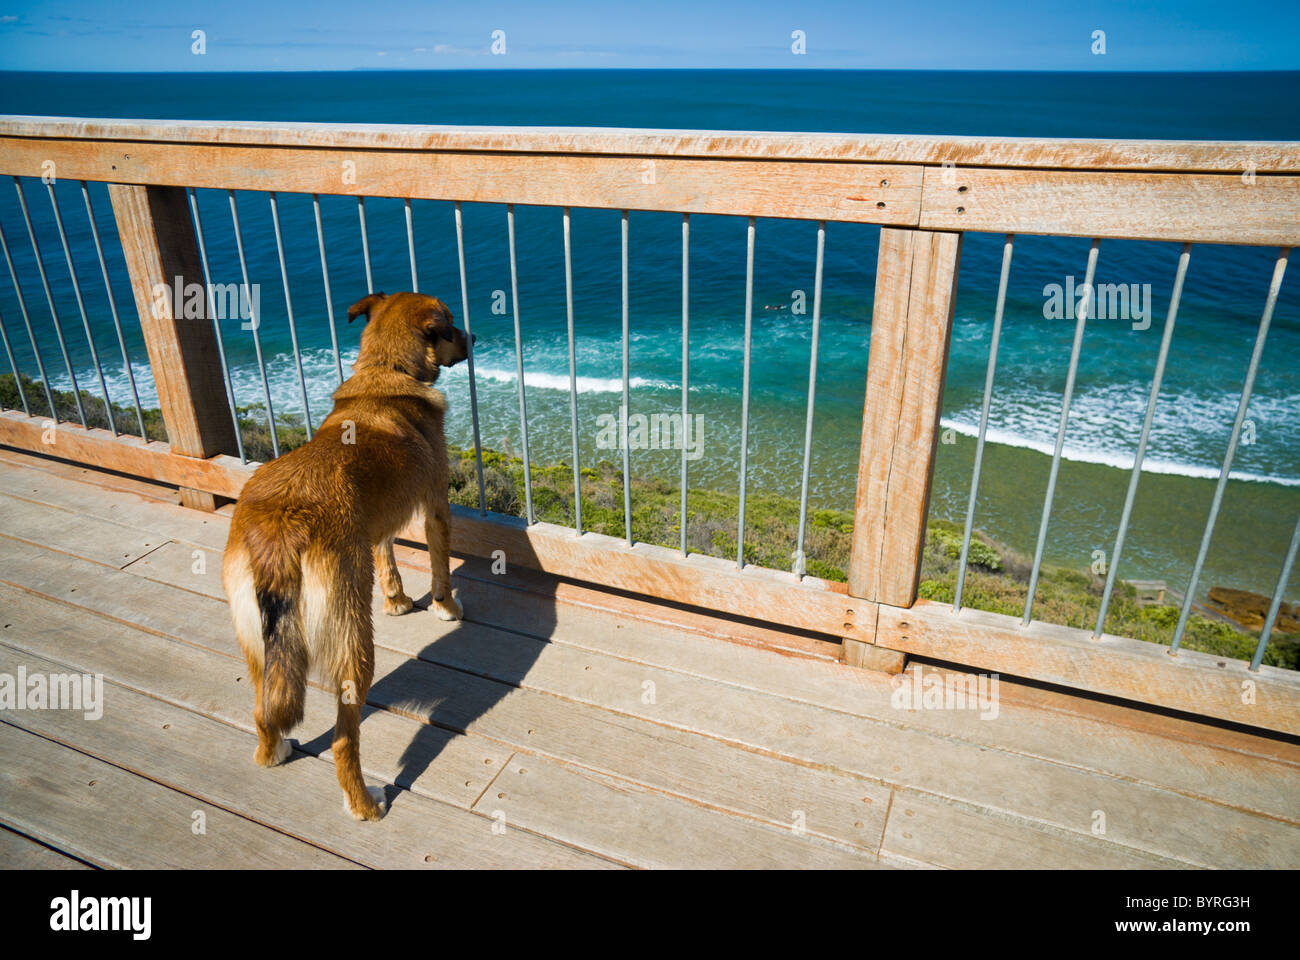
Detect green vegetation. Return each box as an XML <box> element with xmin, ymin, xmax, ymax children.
<box><xmin>446</xmin><ymin>445</ymin><xmax>1298</xmax><ymax>669</ymax></box>
<box><xmin>0</xmin><ymin>372</ymin><xmax>304</xmax><ymax>462</ymax></box>
<box><xmin>3</xmin><ymin>371</ymin><xmax>1295</xmax><ymax>668</ymax></box>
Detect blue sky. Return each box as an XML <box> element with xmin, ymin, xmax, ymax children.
<box><xmin>1</xmin><ymin>0</ymin><xmax>1296</xmax><ymax>71</ymax></box>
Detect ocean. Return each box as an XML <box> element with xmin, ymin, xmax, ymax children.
<box><xmin>1</xmin><ymin>69</ymin><xmax>1297</xmax><ymax>599</ymax></box>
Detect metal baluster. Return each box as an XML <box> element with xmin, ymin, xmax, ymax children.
<box><xmin>269</xmin><ymin>193</ymin><xmax>313</xmax><ymax>440</ymax></box>
<box><xmin>1172</xmin><ymin>248</ymin><xmax>1289</xmax><ymax>653</ymax></box>
<box><xmin>0</xmin><ymin>301</ymin><xmax>27</xmax><ymax>413</ymax></box>
<box><xmin>454</xmin><ymin>201</ymin><xmax>487</xmax><ymax>514</ymax></box>
<box><xmin>955</xmin><ymin>235</ymin><xmax>1014</xmax><ymax>612</ymax></box>
<box><xmin>15</xmin><ymin>177</ymin><xmax>85</xmax><ymax>426</ymax></box>
<box><xmin>48</xmin><ymin>182</ymin><xmax>115</xmax><ymax>434</ymax></box>
<box><xmin>737</xmin><ymin>216</ymin><xmax>756</xmax><ymax>569</ymax></box>
<box><xmin>564</xmin><ymin>207</ymin><xmax>582</xmax><ymax>535</ymax></box>
<box><xmin>405</xmin><ymin>198</ymin><xmax>418</xmax><ymax>292</ymax></box>
<box><xmin>358</xmin><ymin>197</ymin><xmax>374</xmax><ymax>295</ymax></box>
<box><xmin>1024</xmin><ymin>238</ymin><xmax>1100</xmax><ymax>625</ymax></box>
<box><xmin>680</xmin><ymin>213</ymin><xmax>690</xmax><ymax>557</ymax></box>
<box><xmin>1094</xmin><ymin>243</ymin><xmax>1191</xmax><ymax>637</ymax></box>
<box><xmin>1252</xmin><ymin>512</ymin><xmax>1300</xmax><ymax>671</ymax></box>
<box><xmin>794</xmin><ymin>221</ymin><xmax>825</xmax><ymax>578</ymax></box>
<box><xmin>0</xmin><ymin>215</ymin><xmax>56</xmax><ymax>418</ymax></box>
<box><xmin>84</xmin><ymin>182</ymin><xmax>147</xmax><ymax>438</ymax></box>
<box><xmin>506</xmin><ymin>204</ymin><xmax>533</xmax><ymax>523</ymax></box>
<box><xmin>228</xmin><ymin>189</ymin><xmax>279</xmax><ymax>459</ymax></box>
<box><xmin>313</xmin><ymin>195</ymin><xmax>344</xmax><ymax>386</ymax></box>
<box><xmin>188</xmin><ymin>189</ymin><xmax>247</xmax><ymax>464</ymax></box>
<box><xmin>621</xmin><ymin>210</ymin><xmax>632</xmax><ymax>547</ymax></box>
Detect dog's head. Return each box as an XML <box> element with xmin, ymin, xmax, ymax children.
<box><xmin>348</xmin><ymin>292</ymin><xmax>473</xmax><ymax>381</ymax></box>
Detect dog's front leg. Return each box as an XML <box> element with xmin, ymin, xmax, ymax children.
<box><xmin>375</xmin><ymin>538</ymin><xmax>414</xmax><ymax>616</ymax></box>
<box><xmin>425</xmin><ymin>499</ymin><xmax>463</xmax><ymax>621</ymax></box>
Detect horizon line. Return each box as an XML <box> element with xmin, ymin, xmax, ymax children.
<box><xmin>2</xmin><ymin>66</ymin><xmax>1297</xmax><ymax>74</ymax></box>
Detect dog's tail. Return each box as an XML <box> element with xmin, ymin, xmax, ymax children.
<box><xmin>255</xmin><ymin>560</ymin><xmax>308</xmax><ymax>735</ymax></box>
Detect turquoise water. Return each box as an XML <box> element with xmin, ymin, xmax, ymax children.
<box><xmin>0</xmin><ymin>69</ymin><xmax>1297</xmax><ymax>597</ymax></box>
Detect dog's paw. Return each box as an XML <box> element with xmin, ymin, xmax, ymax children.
<box><xmin>384</xmin><ymin>593</ymin><xmax>414</xmax><ymax>616</ymax></box>
<box><xmin>344</xmin><ymin>785</ymin><xmax>388</xmax><ymax>822</ymax></box>
<box><xmin>433</xmin><ymin>594</ymin><xmax>463</xmax><ymax>621</ymax></box>
<box><xmin>255</xmin><ymin>737</ymin><xmax>292</xmax><ymax>768</ymax></box>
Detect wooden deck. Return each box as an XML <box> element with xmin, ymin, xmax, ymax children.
<box><xmin>0</xmin><ymin>447</ymin><xmax>1297</xmax><ymax>870</ymax></box>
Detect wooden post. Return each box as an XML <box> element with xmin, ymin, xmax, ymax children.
<box><xmin>108</xmin><ymin>184</ymin><xmax>238</xmax><ymax>511</ymax></box>
<box><xmin>848</xmin><ymin>227</ymin><xmax>962</xmax><ymax>608</ymax></box>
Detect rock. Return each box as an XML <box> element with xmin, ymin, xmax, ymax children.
<box><xmin>1207</xmin><ymin>586</ymin><xmax>1300</xmax><ymax>633</ymax></box>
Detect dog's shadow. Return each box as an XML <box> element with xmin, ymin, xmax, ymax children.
<box><xmin>303</xmin><ymin>529</ymin><xmax>553</xmax><ymax>812</ymax></box>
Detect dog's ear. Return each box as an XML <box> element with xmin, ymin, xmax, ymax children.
<box><xmin>347</xmin><ymin>293</ymin><xmax>386</xmax><ymax>323</ymax></box>
<box><xmin>425</xmin><ymin>305</ymin><xmax>456</xmax><ymax>341</ymax></box>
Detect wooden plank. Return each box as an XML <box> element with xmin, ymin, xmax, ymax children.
<box><xmin>401</xmin><ymin>543</ymin><xmax>1300</xmax><ymax>763</ymax></box>
<box><xmin>398</xmin><ymin>545</ymin><xmax>843</xmax><ymax>662</ymax></box>
<box><xmin>19</xmin><ymin>527</ymin><xmax>1299</xmax><ymax>835</ymax></box>
<box><xmin>921</xmin><ymin>166</ymin><xmax>1300</xmax><ymax>245</ymax></box>
<box><xmin>0</xmin><ymin>491</ymin><xmax>164</xmax><ymax>568</ymax></box>
<box><xmin>107</xmin><ymin>182</ymin><xmax>237</xmax><ymax>510</ymax></box>
<box><xmin>337</xmin><ymin>567</ymin><xmax>1300</xmax><ymax>868</ymax></box>
<box><xmin>0</xmin><ymin>643</ymin><xmax>615</xmax><ymax>869</ymax></box>
<box><xmin>11</xmin><ymin>134</ymin><xmax>1300</xmax><ymax>241</ymax></box>
<box><xmin>0</xmin><ymin>414</ymin><xmax>872</xmax><ymax>643</ymax></box>
<box><xmin>126</xmin><ymin>520</ymin><xmax>863</xmax><ymax>655</ymax></box>
<box><xmin>429</xmin><ymin>510</ymin><xmax>872</xmax><ymax>644</ymax></box>
<box><xmin>422</xmin><ymin>558</ymin><xmax>1300</xmax><ymax>821</ymax></box>
<box><xmin>0</xmin><ymin>457</ymin><xmax>229</xmax><ymax>551</ymax></box>
<box><xmin>5</xmin><ymin>138</ymin><xmax>921</xmax><ymax>225</ymax></box>
<box><xmin>12</xmin><ymin>583</ymin><xmax>884</xmax><ymax>859</ymax></box>
<box><xmin>473</xmin><ymin>755</ymin><xmax>885</xmax><ymax>869</ymax></box>
<box><xmin>6</xmin><ymin>499</ymin><xmax>1298</xmax><ymax>868</ymax></box>
<box><xmin>0</xmin><ymin>413</ymin><xmax>251</xmax><ymax>499</ymax></box>
<box><xmin>849</xmin><ymin>227</ymin><xmax>960</xmax><ymax>607</ymax></box>
<box><xmin>842</xmin><ymin>637</ymin><xmax>907</xmax><ymax>673</ymax></box>
<box><xmin>96</xmin><ymin>528</ymin><xmax>1300</xmax><ymax>826</ymax></box>
<box><xmin>0</xmin><ymin>825</ymin><xmax>92</xmax><ymax>869</ymax></box>
<box><xmin>0</xmin><ymin>722</ymin><xmax>359</xmax><ymax>869</ymax></box>
<box><xmin>880</xmin><ymin>790</ymin><xmax>1183</xmax><ymax>870</ymax></box>
<box><xmin>877</xmin><ymin>599</ymin><xmax>1300</xmax><ymax>737</ymax></box>
<box><xmin>0</xmin><ymin>575</ymin><xmax>514</xmax><ymax>813</ymax></box>
<box><xmin>2</xmin><ymin>596</ymin><xmax>873</xmax><ymax>869</ymax></box>
<box><xmin>0</xmin><ymin>446</ymin><xmax>183</xmax><ymax>505</ymax></box>
<box><xmin>2</xmin><ymin>116</ymin><xmax>1295</xmax><ymax>172</ymax></box>
<box><xmin>0</xmin><ymin>549</ymin><xmax>892</xmax><ymax>855</ymax></box>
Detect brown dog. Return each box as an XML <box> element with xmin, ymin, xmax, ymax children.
<box><xmin>222</xmin><ymin>291</ymin><xmax>471</xmax><ymax>821</ymax></box>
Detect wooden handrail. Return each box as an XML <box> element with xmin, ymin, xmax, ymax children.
<box><xmin>2</xmin><ymin>115</ymin><xmax>1296</xmax><ymax>244</ymax></box>
<box><xmin>2</xmin><ymin>114</ymin><xmax>1298</xmax><ymax>172</ymax></box>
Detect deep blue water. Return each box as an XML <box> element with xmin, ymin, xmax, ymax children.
<box><xmin>0</xmin><ymin>70</ymin><xmax>1297</xmax><ymax>551</ymax></box>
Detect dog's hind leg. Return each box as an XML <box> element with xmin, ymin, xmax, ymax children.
<box><xmin>425</xmin><ymin>497</ymin><xmax>462</xmax><ymax>621</ymax></box>
<box><xmin>375</xmin><ymin>537</ymin><xmax>413</xmax><ymax>616</ymax></box>
<box><xmin>224</xmin><ymin>546</ymin><xmax>291</xmax><ymax>767</ymax></box>
<box><xmin>332</xmin><ymin>651</ymin><xmax>384</xmax><ymax>821</ymax></box>
<box><xmin>304</xmin><ymin>547</ymin><xmax>386</xmax><ymax>821</ymax></box>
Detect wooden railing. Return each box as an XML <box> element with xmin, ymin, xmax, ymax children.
<box><xmin>1</xmin><ymin>115</ymin><xmax>1297</xmax><ymax>736</ymax></box>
